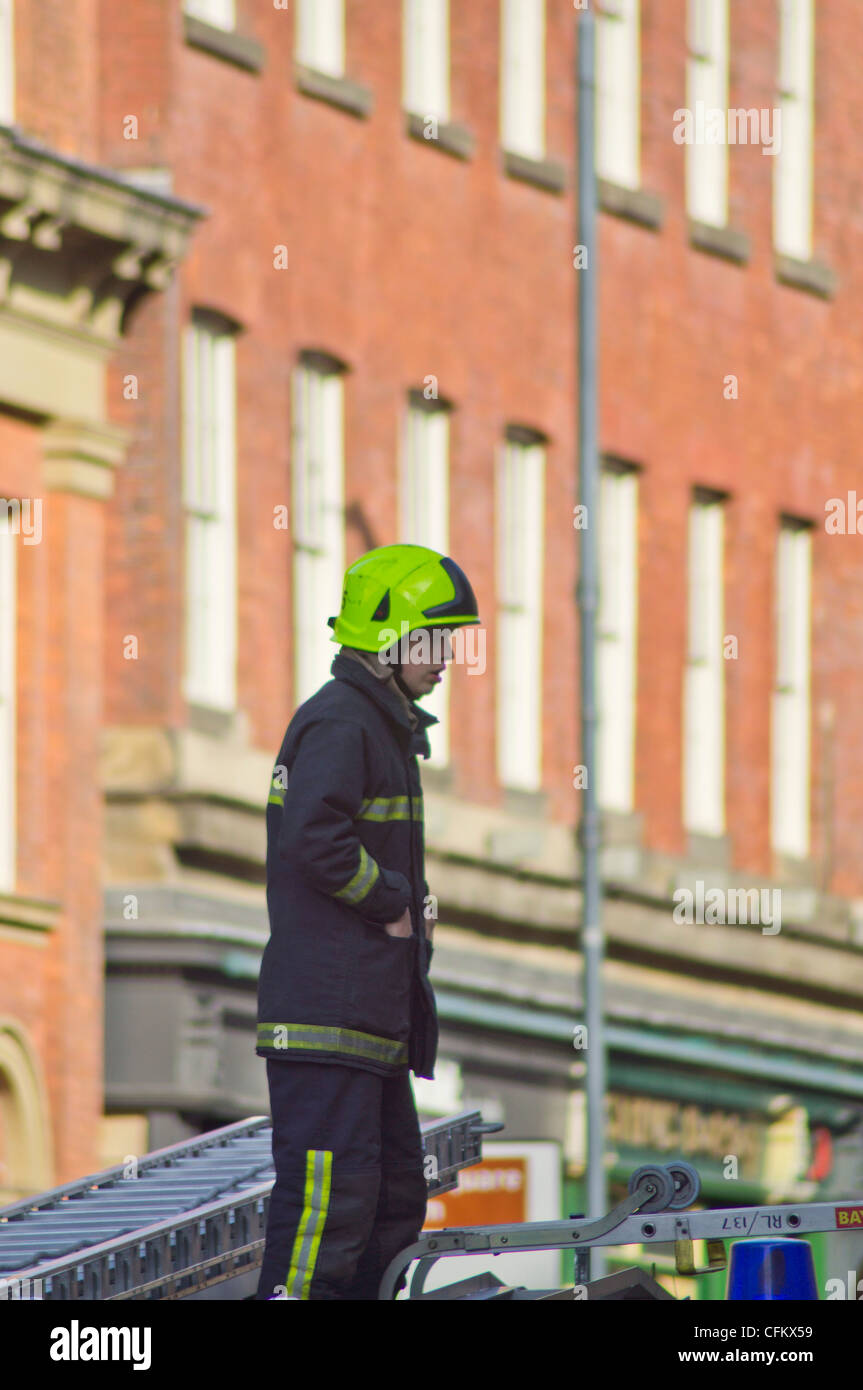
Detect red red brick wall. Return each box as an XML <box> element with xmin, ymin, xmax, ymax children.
<box><xmin>2</xmin><ymin>0</ymin><xmax>862</xmax><ymax>1191</ymax></box>
<box><xmin>0</xmin><ymin>415</ymin><xmax>106</xmax><ymax>1183</ymax></box>
<box><xmin>92</xmin><ymin>0</ymin><xmax>863</xmax><ymax>892</ymax></box>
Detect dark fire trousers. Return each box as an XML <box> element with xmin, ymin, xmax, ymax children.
<box><xmin>255</xmin><ymin>1058</ymin><xmax>428</xmax><ymax>1300</ymax></box>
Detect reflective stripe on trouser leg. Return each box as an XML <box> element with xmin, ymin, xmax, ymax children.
<box><xmin>286</xmin><ymin>1149</ymin><xmax>333</xmax><ymax>1299</ymax></box>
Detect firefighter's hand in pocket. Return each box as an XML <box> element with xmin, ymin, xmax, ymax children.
<box><xmin>384</xmin><ymin>907</ymin><xmax>413</xmax><ymax>938</ymax></box>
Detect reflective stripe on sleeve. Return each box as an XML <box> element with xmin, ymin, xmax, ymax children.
<box><xmin>333</xmin><ymin>844</ymin><xmax>380</xmax><ymax>904</ymax></box>
<box><xmin>356</xmin><ymin>794</ymin><xmax>423</xmax><ymax>822</ymax></box>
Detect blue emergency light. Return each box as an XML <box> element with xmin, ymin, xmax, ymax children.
<box><xmin>727</xmin><ymin>1237</ymin><xmax>818</xmax><ymax>1300</ymax></box>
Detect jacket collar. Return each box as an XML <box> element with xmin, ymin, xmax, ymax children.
<box><xmin>331</xmin><ymin>651</ymin><xmax>438</xmax><ymax>759</ymax></box>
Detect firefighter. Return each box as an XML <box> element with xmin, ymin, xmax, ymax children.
<box><xmin>255</xmin><ymin>543</ymin><xmax>480</xmax><ymax>1300</ymax></box>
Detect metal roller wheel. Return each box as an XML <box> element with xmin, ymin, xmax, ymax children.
<box><xmin>628</xmin><ymin>1164</ymin><xmax>676</xmax><ymax>1213</ymax></box>
<box><xmin>665</xmin><ymin>1160</ymin><xmax>701</xmax><ymax>1210</ymax></box>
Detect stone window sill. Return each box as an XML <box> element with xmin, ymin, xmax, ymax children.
<box><xmin>296</xmin><ymin>65</ymin><xmax>373</xmax><ymax>118</ymax></box>
<box><xmin>600</xmin><ymin>807</ymin><xmax>645</xmax><ymax>848</ymax></box>
<box><xmin>502</xmin><ymin>148</ymin><xmax>566</xmax><ymax>194</ymax></box>
<box><xmin>688</xmin><ymin>219</ymin><xmax>750</xmax><ymax>265</ymax></box>
<box><xmin>186</xmin><ymin>702</ymin><xmax>249</xmax><ymax>742</ymax></box>
<box><xmin>420</xmin><ymin>762</ymin><xmax>455</xmax><ymax>794</ymax></box>
<box><xmin>598</xmin><ymin>178</ymin><xmax>664</xmax><ymax>230</ymax></box>
<box><xmin>182</xmin><ymin>15</ymin><xmax>265</xmax><ymax>73</ymax></box>
<box><xmin>0</xmin><ymin>891</ymin><xmax>60</xmax><ymax>933</ymax></box>
<box><xmin>686</xmin><ymin>831</ymin><xmax>732</xmax><ymax>870</ymax></box>
<box><xmin>771</xmin><ymin>850</ymin><xmax>818</xmax><ymax>889</ymax></box>
<box><xmin>502</xmin><ymin>785</ymin><xmax>549</xmax><ymax>821</ymax></box>
<box><xmin>406</xmin><ymin>111</ymin><xmax>475</xmax><ymax>160</ymax></box>
<box><xmin>775</xmin><ymin>253</ymin><xmax>837</xmax><ymax>300</ymax></box>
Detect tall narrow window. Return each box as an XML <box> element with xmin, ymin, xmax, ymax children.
<box><xmin>771</xmin><ymin>520</ymin><xmax>811</xmax><ymax>856</ymax></box>
<box><xmin>597</xmin><ymin>464</ymin><xmax>639</xmax><ymax>812</ymax></box>
<box><xmin>683</xmin><ymin>492</ymin><xmax>725</xmax><ymax>836</ymax></box>
<box><xmin>496</xmin><ymin>431</ymin><xmax>544</xmax><ymax>791</ymax></box>
<box><xmin>686</xmin><ymin>0</ymin><xmax>729</xmax><ymax>227</ymax></box>
<box><xmin>182</xmin><ymin>312</ymin><xmax>238</xmax><ymax>711</ymax></box>
<box><xmin>0</xmin><ymin>512</ymin><xmax>16</xmax><ymax>890</ymax></box>
<box><xmin>403</xmin><ymin>0</ymin><xmax>449</xmax><ymax>121</ymax></box>
<box><xmin>500</xmin><ymin>0</ymin><xmax>546</xmax><ymax>161</ymax></box>
<box><xmin>774</xmin><ymin>0</ymin><xmax>814</xmax><ymax>261</ymax></box>
<box><xmin>596</xmin><ymin>0</ymin><xmax>640</xmax><ymax>189</ymax></box>
<box><xmin>400</xmin><ymin>395</ymin><xmax>450</xmax><ymax>765</ymax></box>
<box><xmin>0</xmin><ymin>0</ymin><xmax>14</xmax><ymax>125</ymax></box>
<box><xmin>183</xmin><ymin>0</ymin><xmax>235</xmax><ymax>31</ymax></box>
<box><xmin>293</xmin><ymin>357</ymin><xmax>345</xmax><ymax>707</ymax></box>
<box><xmin>297</xmin><ymin>0</ymin><xmax>345</xmax><ymax>78</ymax></box>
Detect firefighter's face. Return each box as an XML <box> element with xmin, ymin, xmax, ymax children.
<box><xmin>397</xmin><ymin>628</ymin><xmax>453</xmax><ymax>698</ymax></box>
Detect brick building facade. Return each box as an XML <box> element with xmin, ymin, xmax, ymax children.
<box><xmin>2</xmin><ymin>0</ymin><xmax>863</xmax><ymax>1288</ymax></box>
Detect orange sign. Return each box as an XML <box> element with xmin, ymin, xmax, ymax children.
<box><xmin>424</xmin><ymin>1157</ymin><xmax>528</xmax><ymax>1230</ymax></box>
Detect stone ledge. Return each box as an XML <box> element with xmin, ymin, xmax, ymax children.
<box><xmin>406</xmin><ymin>112</ymin><xmax>475</xmax><ymax>160</ymax></box>
<box><xmin>0</xmin><ymin>125</ymin><xmax>204</xmax><ymax>345</ymax></box>
<box><xmin>771</xmin><ymin>849</ymin><xmax>818</xmax><ymax>890</ymax></box>
<box><xmin>0</xmin><ymin>891</ymin><xmax>60</xmax><ymax>932</ymax></box>
<box><xmin>775</xmin><ymin>253</ymin><xmax>837</xmax><ymax>299</ymax></box>
<box><xmin>42</xmin><ymin>417</ymin><xmax>130</xmax><ymax>499</ymax></box>
<box><xmin>419</xmin><ymin>762</ymin><xmax>455</xmax><ymax>795</ymax></box>
<box><xmin>101</xmin><ymin>724</ymin><xmax>272</xmax><ymax>802</ymax></box>
<box><xmin>502</xmin><ymin>148</ymin><xmax>566</xmax><ymax>193</ymax></box>
<box><xmin>600</xmin><ymin>807</ymin><xmax>645</xmax><ymax>847</ymax></box>
<box><xmin>688</xmin><ymin>218</ymin><xmax>750</xmax><ymax>264</ymax></box>
<box><xmin>182</xmin><ymin>14</ymin><xmax>265</xmax><ymax>72</ymax></box>
<box><xmin>685</xmin><ymin>831</ymin><xmax>732</xmax><ymax>870</ymax></box>
<box><xmin>598</xmin><ymin>178</ymin><xmax>664</xmax><ymax>229</ymax></box>
<box><xmin>502</xmin><ymin>784</ymin><xmax>549</xmax><ymax>822</ymax></box>
<box><xmin>296</xmin><ymin>65</ymin><xmax>373</xmax><ymax>118</ymax></box>
<box><xmin>186</xmin><ymin>702</ymin><xmax>248</xmax><ymax>742</ymax></box>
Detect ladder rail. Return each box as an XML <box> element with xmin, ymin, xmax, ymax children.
<box><xmin>0</xmin><ymin>1116</ymin><xmax>272</xmax><ymax>1222</ymax></box>
<box><xmin>0</xmin><ymin>1109</ymin><xmax>492</xmax><ymax>1300</ymax></box>
<box><xmin>377</xmin><ymin>1195</ymin><xmax>863</xmax><ymax>1299</ymax></box>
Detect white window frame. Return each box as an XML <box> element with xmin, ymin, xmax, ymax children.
<box><xmin>682</xmin><ymin>493</ymin><xmax>725</xmax><ymax>836</ymax></box>
<box><xmin>182</xmin><ymin>312</ymin><xmax>238</xmax><ymax>712</ymax></box>
<box><xmin>0</xmin><ymin>512</ymin><xmax>15</xmax><ymax>890</ymax></box>
<box><xmin>400</xmin><ymin>397</ymin><xmax>450</xmax><ymax>765</ymax></box>
<box><xmin>597</xmin><ymin>464</ymin><xmax>638</xmax><ymax>812</ymax></box>
<box><xmin>774</xmin><ymin>0</ymin><xmax>815</xmax><ymax>261</ymax></box>
<box><xmin>297</xmin><ymin>0</ymin><xmax>345</xmax><ymax>79</ymax></box>
<box><xmin>685</xmin><ymin>0</ymin><xmax>729</xmax><ymax>227</ymax></box>
<box><xmin>403</xmin><ymin>0</ymin><xmax>450</xmax><ymax>121</ymax></box>
<box><xmin>595</xmin><ymin>0</ymin><xmax>640</xmax><ymax>190</ymax></box>
<box><xmin>771</xmin><ymin>521</ymin><xmax>811</xmax><ymax>857</ymax></box>
<box><xmin>0</xmin><ymin>0</ymin><xmax>14</xmax><ymax>125</ymax></box>
<box><xmin>183</xmin><ymin>0</ymin><xmax>236</xmax><ymax>32</ymax></box>
<box><xmin>496</xmin><ymin>434</ymin><xmax>545</xmax><ymax>792</ymax></box>
<box><xmin>500</xmin><ymin>0</ymin><xmax>546</xmax><ymax>161</ymax></box>
<box><xmin>292</xmin><ymin>359</ymin><xmax>345</xmax><ymax>707</ymax></box>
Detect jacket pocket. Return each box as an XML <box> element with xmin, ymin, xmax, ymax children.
<box><xmin>346</xmin><ymin>920</ymin><xmax>414</xmax><ymax>1042</ymax></box>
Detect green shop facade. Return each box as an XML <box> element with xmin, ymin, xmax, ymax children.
<box><xmin>430</xmin><ymin>942</ymin><xmax>863</xmax><ymax>1301</ymax></box>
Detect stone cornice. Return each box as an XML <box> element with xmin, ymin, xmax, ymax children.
<box><xmin>42</xmin><ymin>418</ymin><xmax>131</xmax><ymax>499</ymax></box>
<box><xmin>0</xmin><ymin>891</ymin><xmax>60</xmax><ymax>933</ymax></box>
<box><xmin>0</xmin><ymin>124</ymin><xmax>205</xmax><ymax>341</ymax></box>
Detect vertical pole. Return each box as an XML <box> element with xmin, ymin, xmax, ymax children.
<box><xmin>576</xmin><ymin>4</ymin><xmax>607</xmax><ymax>1281</ymax></box>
